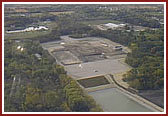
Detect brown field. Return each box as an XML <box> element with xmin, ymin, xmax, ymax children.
<box><xmin>5</xmin><ymin>8</ymin><xmax>28</xmax><ymax>13</ymax></box>
<box><xmin>49</xmin><ymin>11</ymin><xmax>74</xmax><ymax>16</ymax></box>
<box><xmin>13</xmin><ymin>8</ymin><xmax>28</xmax><ymax>13</ymax></box>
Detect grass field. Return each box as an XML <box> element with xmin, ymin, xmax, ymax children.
<box><xmin>5</xmin><ymin>30</ymin><xmax>50</xmax><ymax>40</ymax></box>
<box><xmin>26</xmin><ymin>11</ymin><xmax>74</xmax><ymax>17</ymax></box>
<box><xmin>80</xmin><ymin>19</ymin><xmax>121</xmax><ymax>25</ymax></box>
<box><xmin>49</xmin><ymin>11</ymin><xmax>74</xmax><ymax>16</ymax></box>
<box><xmin>77</xmin><ymin>76</ymin><xmax>110</xmax><ymax>88</ymax></box>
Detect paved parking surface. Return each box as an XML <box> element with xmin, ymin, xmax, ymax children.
<box><xmin>64</xmin><ymin>58</ymin><xmax>130</xmax><ymax>79</ymax></box>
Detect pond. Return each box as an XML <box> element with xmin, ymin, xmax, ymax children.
<box><xmin>89</xmin><ymin>88</ymin><xmax>157</xmax><ymax>112</ymax></box>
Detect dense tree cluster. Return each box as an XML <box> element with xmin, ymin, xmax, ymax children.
<box><xmin>90</xmin><ymin>29</ymin><xmax>135</xmax><ymax>46</ymax></box>
<box><xmin>4</xmin><ymin>40</ymin><xmax>102</xmax><ymax>112</ymax></box>
<box><xmin>124</xmin><ymin>29</ymin><xmax>164</xmax><ymax>89</ymax></box>
<box><xmin>114</xmin><ymin>10</ymin><xmax>162</xmax><ymax>28</ymax></box>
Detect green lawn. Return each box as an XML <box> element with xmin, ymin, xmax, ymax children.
<box><xmin>5</xmin><ymin>30</ymin><xmax>51</xmax><ymax>40</ymax></box>
<box><xmin>80</xmin><ymin>19</ymin><xmax>121</xmax><ymax>25</ymax></box>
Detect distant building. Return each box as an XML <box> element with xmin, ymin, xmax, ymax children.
<box><xmin>15</xmin><ymin>40</ymin><xmax>20</xmax><ymax>43</ymax></box>
<box><xmin>97</xmin><ymin>23</ymin><xmax>126</xmax><ymax>30</ymax></box>
<box><xmin>102</xmin><ymin>43</ymin><xmax>108</xmax><ymax>47</ymax></box>
<box><xmin>6</xmin><ymin>26</ymin><xmax>48</xmax><ymax>33</ymax></box>
<box><xmin>35</xmin><ymin>26</ymin><xmax>48</xmax><ymax>31</ymax></box>
<box><xmin>113</xmin><ymin>45</ymin><xmax>123</xmax><ymax>51</ymax></box>
<box><xmin>34</xmin><ymin>53</ymin><xmax>42</xmax><ymax>60</ymax></box>
<box><xmin>104</xmin><ymin>23</ymin><xmax>126</xmax><ymax>29</ymax></box>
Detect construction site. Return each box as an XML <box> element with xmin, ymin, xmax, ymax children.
<box><xmin>41</xmin><ymin>35</ymin><xmax>131</xmax><ymax>78</ymax></box>
<box><xmin>41</xmin><ymin>35</ymin><xmax>163</xmax><ymax>112</ymax></box>
<box><xmin>42</xmin><ymin>36</ymin><xmax>128</xmax><ymax>65</ymax></box>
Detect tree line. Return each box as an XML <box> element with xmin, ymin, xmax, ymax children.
<box><xmin>4</xmin><ymin>40</ymin><xmax>102</xmax><ymax>112</ymax></box>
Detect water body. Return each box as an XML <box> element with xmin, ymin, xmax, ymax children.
<box><xmin>89</xmin><ymin>88</ymin><xmax>157</xmax><ymax>112</ymax></box>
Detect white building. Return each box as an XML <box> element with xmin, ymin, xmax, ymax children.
<box><xmin>6</xmin><ymin>26</ymin><xmax>48</xmax><ymax>33</ymax></box>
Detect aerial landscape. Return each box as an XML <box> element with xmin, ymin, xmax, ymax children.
<box><xmin>4</xmin><ymin>3</ymin><xmax>164</xmax><ymax>112</ymax></box>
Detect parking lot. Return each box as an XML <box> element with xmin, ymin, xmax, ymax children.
<box><xmin>65</xmin><ymin>58</ymin><xmax>130</xmax><ymax>79</ymax></box>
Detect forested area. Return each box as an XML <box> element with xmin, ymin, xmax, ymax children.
<box><xmin>71</xmin><ymin>5</ymin><xmax>163</xmax><ymax>28</ymax></box>
<box><xmin>124</xmin><ymin>29</ymin><xmax>164</xmax><ymax>89</ymax></box>
<box><xmin>4</xmin><ymin>40</ymin><xmax>102</xmax><ymax>112</ymax></box>
<box><xmin>113</xmin><ymin>10</ymin><xmax>162</xmax><ymax>28</ymax></box>
<box><xmin>5</xmin><ymin>4</ymin><xmax>163</xmax><ymax>31</ymax></box>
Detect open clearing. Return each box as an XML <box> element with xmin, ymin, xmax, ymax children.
<box><xmin>49</xmin><ymin>11</ymin><xmax>74</xmax><ymax>16</ymax></box>
<box><xmin>80</xmin><ymin>19</ymin><xmax>121</xmax><ymax>25</ymax></box>
<box><xmin>4</xmin><ymin>30</ymin><xmax>49</xmax><ymax>39</ymax></box>
<box><xmin>41</xmin><ymin>35</ymin><xmax>131</xmax><ymax>79</ymax></box>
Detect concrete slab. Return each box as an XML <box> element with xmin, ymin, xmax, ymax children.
<box><xmin>64</xmin><ymin>59</ymin><xmax>131</xmax><ymax>79</ymax></box>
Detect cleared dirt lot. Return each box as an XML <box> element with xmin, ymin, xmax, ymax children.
<box><xmin>52</xmin><ymin>51</ymin><xmax>82</xmax><ymax>65</ymax></box>
<box><xmin>41</xmin><ymin>35</ymin><xmax>131</xmax><ymax>79</ymax></box>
